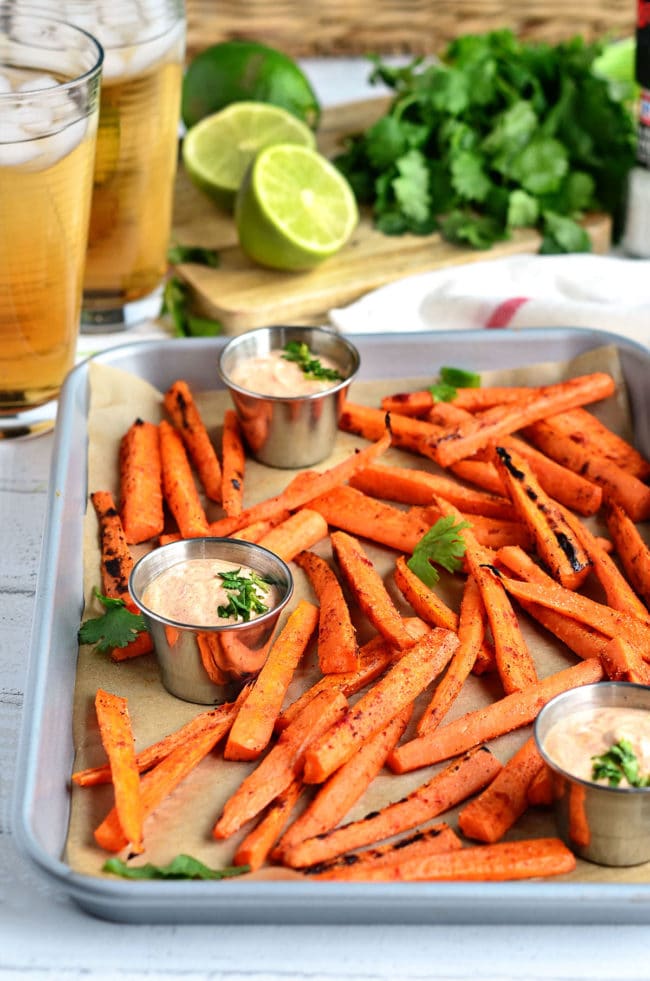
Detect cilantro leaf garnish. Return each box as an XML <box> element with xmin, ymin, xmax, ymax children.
<box><xmin>167</xmin><ymin>243</ymin><xmax>220</xmax><ymax>268</ymax></box>
<box><xmin>591</xmin><ymin>739</ymin><xmax>650</xmax><ymax>788</ymax></box>
<box><xmin>103</xmin><ymin>854</ymin><xmax>249</xmax><ymax>880</ymax></box>
<box><xmin>161</xmin><ymin>275</ymin><xmax>222</xmax><ymax>338</ymax></box>
<box><xmin>407</xmin><ymin>515</ymin><xmax>470</xmax><ymax>588</ymax></box>
<box><xmin>281</xmin><ymin>341</ymin><xmax>343</xmax><ymax>382</ymax></box>
<box><xmin>217</xmin><ymin>569</ymin><xmax>272</xmax><ymax>623</ymax></box>
<box><xmin>430</xmin><ymin>365</ymin><xmax>481</xmax><ymax>402</ymax></box>
<box><xmin>78</xmin><ymin>589</ymin><xmax>148</xmax><ymax>653</ymax></box>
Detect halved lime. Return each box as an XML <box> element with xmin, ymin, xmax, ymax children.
<box><xmin>235</xmin><ymin>143</ymin><xmax>359</xmax><ymax>271</ymax></box>
<box><xmin>182</xmin><ymin>102</ymin><xmax>316</xmax><ymax>210</ymax></box>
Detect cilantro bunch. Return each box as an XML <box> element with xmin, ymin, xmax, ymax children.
<box><xmin>334</xmin><ymin>31</ymin><xmax>637</xmax><ymax>252</ymax></box>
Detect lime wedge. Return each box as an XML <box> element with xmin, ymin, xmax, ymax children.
<box><xmin>182</xmin><ymin>101</ymin><xmax>316</xmax><ymax>210</ymax></box>
<box><xmin>235</xmin><ymin>143</ymin><xmax>359</xmax><ymax>271</ymax></box>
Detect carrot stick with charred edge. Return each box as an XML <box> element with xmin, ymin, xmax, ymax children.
<box><xmin>207</xmin><ymin>427</ymin><xmax>392</xmax><ymax>539</ymax></box>
<box><xmin>498</xmin><ymin>574</ymin><xmax>650</xmax><ymax>655</ymax></box>
<box><xmin>416</xmin><ymin>576</ymin><xmax>487</xmax><ymax>736</ymax></box>
<box><xmin>213</xmin><ymin>689</ymin><xmax>348</xmax><ymax>840</ymax></box>
<box><xmin>540</xmin><ymin>407</ymin><xmax>650</xmax><ymax>481</ymax></box>
<box><xmin>93</xmin><ymin>689</ymin><xmax>144</xmax><ymax>854</ymax></box>
<box><xmin>256</xmin><ymin>509</ymin><xmax>329</xmax><ymax>564</ymax></box>
<box><xmin>605</xmin><ymin>500</ymin><xmax>650</xmax><ymax>609</ymax></box>
<box><xmin>424</xmin><ymin>372</ymin><xmax>617</xmax><ymax>469</ymax></box>
<box><xmin>381</xmin><ymin>385</ymin><xmax>535</xmax><ymax>418</ymax></box>
<box><xmin>491</xmin><ymin>444</ymin><xmax>591</xmax><ymax>590</ymax></box>
<box><xmin>309</xmin><ymin>837</ymin><xmax>576</xmax><ymax>882</ymax></box>
<box><xmin>234</xmin><ymin>778</ymin><xmax>303</xmax><ymax>871</ymax></box>
<box><xmin>349</xmin><ymin>463</ymin><xmax>514</xmax><ymax>519</ymax></box>
<box><xmin>499</xmin><ymin>435</ymin><xmax>603</xmax><ymax>517</ymax></box>
<box><xmin>523</xmin><ymin>419</ymin><xmax>650</xmax><ymax>523</ymax></box>
<box><xmin>339</xmin><ymin>401</ymin><xmax>444</xmax><ymax>455</ymax></box>
<box><xmin>435</xmin><ymin>496</ymin><xmax>538</xmax><ymax>694</ymax></box>
<box><xmin>449</xmin><ymin>459</ymin><xmax>506</xmax><ymax>496</ymax></box>
<box><xmin>274</xmin><ymin>618</ymin><xmax>430</xmax><ymax>732</ymax></box>
<box><xmin>307</xmin><ymin>485</ymin><xmax>435</xmax><ymax>554</ymax></box>
<box><xmin>72</xmin><ymin>696</ymin><xmax>243</xmax><ymax>787</ymax></box>
<box><xmin>528</xmin><ymin>763</ymin><xmax>554</xmax><ymax>807</ymax></box>
<box><xmin>220</xmin><ymin>409</ymin><xmax>245</xmax><ymax>516</ymax></box>
<box><xmin>90</xmin><ymin>490</ymin><xmax>137</xmax><ymax>611</ymax></box>
<box><xmin>305</xmin><ymin>823</ymin><xmax>463</xmax><ymax>880</ymax></box>
<box><xmin>330</xmin><ymin>530</ymin><xmax>415</xmax><ymax>652</ymax></box>
<box><xmin>388</xmin><ymin>657</ymin><xmax>604</xmax><ymax>774</ymax></box>
<box><xmin>600</xmin><ymin>635</ymin><xmax>650</xmax><ymax>685</ymax></box>
<box><xmin>224</xmin><ymin>599</ymin><xmax>319</xmax><ymax>762</ymax></box>
<box><xmin>163</xmin><ymin>379</ymin><xmax>222</xmax><ymax>502</ymax></box>
<box><xmin>458</xmin><ymin>736</ymin><xmax>545</xmax><ymax>843</ymax></box>
<box><xmin>118</xmin><ymin>419</ymin><xmax>164</xmax><ymax>544</ymax></box>
<box><xmin>559</xmin><ymin>505</ymin><xmax>650</xmax><ymax>624</ymax></box>
<box><xmin>303</xmin><ymin>628</ymin><xmax>459</xmax><ymax>785</ymax></box>
<box><xmin>294</xmin><ymin>551</ymin><xmax>359</xmax><ymax>674</ymax></box>
<box><xmin>274</xmin><ymin>705</ymin><xmax>412</xmax><ymax>861</ymax></box>
<box><xmin>281</xmin><ymin>745</ymin><xmax>502</xmax><ymax>868</ymax></box>
<box><xmin>158</xmin><ymin>419</ymin><xmax>210</xmax><ymax>538</ymax></box>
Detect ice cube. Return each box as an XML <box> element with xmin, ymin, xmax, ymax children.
<box><xmin>13</xmin><ymin>103</ymin><xmax>55</xmax><ymax>135</ymax></box>
<box><xmin>42</xmin><ymin>117</ymin><xmax>87</xmax><ymax>165</ymax></box>
<box><xmin>17</xmin><ymin>74</ymin><xmax>59</xmax><ymax>92</ymax></box>
<box><xmin>0</xmin><ymin>73</ymin><xmax>12</xmax><ymax>94</ymax></box>
<box><xmin>0</xmin><ymin>138</ymin><xmax>42</xmax><ymax>168</ymax></box>
<box><xmin>0</xmin><ymin>120</ymin><xmax>28</xmax><ymax>141</ymax></box>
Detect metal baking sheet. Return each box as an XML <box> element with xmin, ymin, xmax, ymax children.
<box><xmin>12</xmin><ymin>327</ymin><xmax>650</xmax><ymax>925</ymax></box>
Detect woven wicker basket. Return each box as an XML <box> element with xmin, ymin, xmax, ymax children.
<box><xmin>186</xmin><ymin>0</ymin><xmax>635</xmax><ymax>60</ymax></box>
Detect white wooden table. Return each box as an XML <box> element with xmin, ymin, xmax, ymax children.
<box><xmin>2</xmin><ymin>58</ymin><xmax>650</xmax><ymax>980</ymax></box>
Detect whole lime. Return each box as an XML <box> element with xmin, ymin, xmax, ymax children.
<box><xmin>181</xmin><ymin>40</ymin><xmax>321</xmax><ymax>131</ymax></box>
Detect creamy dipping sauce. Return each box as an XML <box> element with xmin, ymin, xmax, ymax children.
<box><xmin>141</xmin><ymin>558</ymin><xmax>280</xmax><ymax>627</ymax></box>
<box><xmin>228</xmin><ymin>348</ymin><xmax>343</xmax><ymax>397</ymax></box>
<box><xmin>543</xmin><ymin>706</ymin><xmax>650</xmax><ymax>787</ymax></box>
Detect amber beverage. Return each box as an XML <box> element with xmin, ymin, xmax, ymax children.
<box><xmin>0</xmin><ymin>8</ymin><xmax>102</xmax><ymax>439</ymax></box>
<box><xmin>78</xmin><ymin>1</ymin><xmax>185</xmax><ymax>329</ymax></box>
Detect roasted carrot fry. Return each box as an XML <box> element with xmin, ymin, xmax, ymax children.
<box><xmin>158</xmin><ymin>419</ymin><xmax>210</xmax><ymax>538</ymax></box>
<box><xmin>90</xmin><ymin>490</ymin><xmax>137</xmax><ymax>611</ymax></box>
<box><xmin>274</xmin><ymin>705</ymin><xmax>412</xmax><ymax>860</ymax></box>
<box><xmin>303</xmin><ymin>627</ymin><xmax>459</xmax><ymax>784</ymax></box>
<box><xmin>224</xmin><ymin>599</ymin><xmax>319</xmax><ymax>761</ymax></box>
<box><xmin>491</xmin><ymin>444</ymin><xmax>591</xmax><ymax>590</ymax></box>
<box><xmin>220</xmin><ymin>409</ymin><xmax>245</xmax><ymax>516</ymax></box>
<box><xmin>416</xmin><ymin>575</ymin><xmax>487</xmax><ymax>735</ymax></box>
<box><xmin>282</xmin><ymin>746</ymin><xmax>502</xmax><ymax>868</ymax></box>
<box><xmin>213</xmin><ymin>689</ymin><xmax>348</xmax><ymax>840</ymax></box>
<box><xmin>449</xmin><ymin>458</ymin><xmax>506</xmax><ymax>496</ymax></box>
<box><xmin>605</xmin><ymin>500</ymin><xmax>650</xmax><ymax>609</ymax></box>
<box><xmin>256</xmin><ymin>508</ymin><xmax>329</xmax><ymax>563</ymax></box>
<box><xmin>349</xmin><ymin>463</ymin><xmax>514</xmax><ymax>519</ymax></box>
<box><xmin>228</xmin><ymin>511</ymin><xmax>292</xmax><ymax>543</ymax></box>
<box><xmin>207</xmin><ymin>427</ymin><xmax>392</xmax><ymax>538</ymax></box>
<box><xmin>294</xmin><ymin>550</ymin><xmax>359</xmax><ymax>674</ymax></box>
<box><xmin>458</xmin><ymin>736</ymin><xmax>545</xmax><ymax>843</ymax></box>
<box><xmin>118</xmin><ymin>419</ymin><xmax>164</xmax><ymax>544</ymax></box>
<box><xmin>435</xmin><ymin>496</ymin><xmax>538</xmax><ymax>694</ymax></box>
<box><xmin>234</xmin><ymin>778</ymin><xmax>303</xmax><ymax>871</ymax></box>
<box><xmin>540</xmin><ymin>407</ymin><xmax>650</xmax><ymax>481</ymax></box>
<box><xmin>93</xmin><ymin>689</ymin><xmax>143</xmax><ymax>854</ymax></box>
<box><xmin>305</xmin><ymin>823</ymin><xmax>463</xmax><ymax>879</ymax></box>
<box><xmin>108</xmin><ymin>631</ymin><xmax>154</xmax><ymax>662</ymax></box>
<box><xmin>523</xmin><ymin>419</ymin><xmax>650</xmax><ymax>522</ymax></box>
<box><xmin>528</xmin><ymin>763</ymin><xmax>554</xmax><ymax>807</ymax></box>
<box><xmin>380</xmin><ymin>385</ymin><xmax>533</xmax><ymax>417</ymax></box>
<box><xmin>388</xmin><ymin>657</ymin><xmax>604</xmax><ymax>773</ymax></box>
<box><xmin>330</xmin><ymin>530</ymin><xmax>415</xmax><ymax>651</ymax></box>
<box><xmin>339</xmin><ymin>401</ymin><xmax>444</xmax><ymax>456</ymax></box>
<box><xmin>600</xmin><ymin>636</ymin><xmax>650</xmax><ymax>685</ymax></box>
<box><xmin>501</xmin><ymin>435</ymin><xmax>603</xmax><ymax>516</ymax></box>
<box><xmin>308</xmin><ymin>837</ymin><xmax>576</xmax><ymax>882</ymax></box>
<box><xmin>163</xmin><ymin>379</ymin><xmax>222</xmax><ymax>502</ymax></box>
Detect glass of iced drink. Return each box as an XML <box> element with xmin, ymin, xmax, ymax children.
<box><xmin>0</xmin><ymin>5</ymin><xmax>103</xmax><ymax>440</ymax></box>
<box><xmin>69</xmin><ymin>0</ymin><xmax>186</xmax><ymax>330</ymax></box>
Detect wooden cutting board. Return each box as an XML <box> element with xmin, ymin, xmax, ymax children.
<box><xmin>171</xmin><ymin>98</ymin><xmax>612</xmax><ymax>333</ymax></box>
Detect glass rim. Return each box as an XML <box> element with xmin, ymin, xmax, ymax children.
<box><xmin>0</xmin><ymin>7</ymin><xmax>104</xmax><ymax>95</ymax></box>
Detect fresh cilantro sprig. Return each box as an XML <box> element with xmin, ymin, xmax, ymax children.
<box><xmin>430</xmin><ymin>365</ymin><xmax>481</xmax><ymax>403</ymax></box>
<box><xmin>217</xmin><ymin>569</ymin><xmax>272</xmax><ymax>623</ymax></box>
<box><xmin>282</xmin><ymin>341</ymin><xmax>343</xmax><ymax>382</ymax></box>
<box><xmin>78</xmin><ymin>589</ymin><xmax>148</xmax><ymax>653</ymax></box>
<box><xmin>167</xmin><ymin>243</ymin><xmax>220</xmax><ymax>267</ymax></box>
<box><xmin>334</xmin><ymin>31</ymin><xmax>637</xmax><ymax>252</ymax></box>
<box><xmin>407</xmin><ymin>515</ymin><xmax>470</xmax><ymax>588</ymax></box>
<box><xmin>103</xmin><ymin>854</ymin><xmax>249</xmax><ymax>880</ymax></box>
<box><xmin>591</xmin><ymin>739</ymin><xmax>650</xmax><ymax>788</ymax></box>
<box><xmin>161</xmin><ymin>276</ymin><xmax>222</xmax><ymax>338</ymax></box>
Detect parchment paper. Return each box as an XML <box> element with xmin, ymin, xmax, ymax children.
<box><xmin>66</xmin><ymin>343</ymin><xmax>650</xmax><ymax>886</ymax></box>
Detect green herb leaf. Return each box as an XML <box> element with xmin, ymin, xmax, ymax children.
<box><xmin>78</xmin><ymin>589</ymin><xmax>148</xmax><ymax>653</ymax></box>
<box><xmin>430</xmin><ymin>365</ymin><xmax>481</xmax><ymax>401</ymax></box>
<box><xmin>217</xmin><ymin>569</ymin><xmax>272</xmax><ymax>623</ymax></box>
<box><xmin>591</xmin><ymin>738</ymin><xmax>650</xmax><ymax>788</ymax></box>
<box><xmin>407</xmin><ymin>515</ymin><xmax>470</xmax><ymax>587</ymax></box>
<box><xmin>103</xmin><ymin>854</ymin><xmax>250</xmax><ymax>880</ymax></box>
<box><xmin>281</xmin><ymin>341</ymin><xmax>343</xmax><ymax>382</ymax></box>
<box><xmin>167</xmin><ymin>243</ymin><xmax>220</xmax><ymax>268</ymax></box>
<box><xmin>161</xmin><ymin>276</ymin><xmax>222</xmax><ymax>338</ymax></box>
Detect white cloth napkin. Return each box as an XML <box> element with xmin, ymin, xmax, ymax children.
<box><xmin>329</xmin><ymin>254</ymin><xmax>650</xmax><ymax>347</ymax></box>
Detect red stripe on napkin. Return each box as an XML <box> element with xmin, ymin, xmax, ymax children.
<box><xmin>485</xmin><ymin>296</ymin><xmax>529</xmax><ymax>328</ymax></box>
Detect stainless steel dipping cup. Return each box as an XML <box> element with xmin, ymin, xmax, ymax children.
<box><xmin>534</xmin><ymin>682</ymin><xmax>650</xmax><ymax>867</ymax></box>
<box><xmin>218</xmin><ymin>325</ymin><xmax>360</xmax><ymax>468</ymax></box>
<box><xmin>129</xmin><ymin>537</ymin><xmax>294</xmax><ymax>704</ymax></box>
